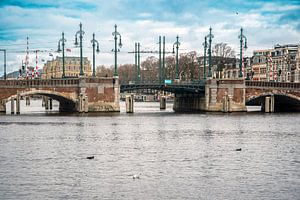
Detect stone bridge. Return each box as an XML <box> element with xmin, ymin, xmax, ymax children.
<box><xmin>245</xmin><ymin>81</ymin><xmax>300</xmax><ymax>112</ymax></box>
<box><xmin>121</xmin><ymin>79</ymin><xmax>300</xmax><ymax>112</ymax></box>
<box><xmin>0</xmin><ymin>77</ymin><xmax>120</xmax><ymax>113</ymax></box>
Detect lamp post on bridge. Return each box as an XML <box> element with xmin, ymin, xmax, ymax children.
<box><xmin>74</xmin><ymin>23</ymin><xmax>85</xmax><ymax>76</ymax></box>
<box><xmin>0</xmin><ymin>49</ymin><xmax>6</xmax><ymax>80</ymax></box>
<box><xmin>238</xmin><ymin>27</ymin><xmax>247</xmax><ymax>78</ymax></box>
<box><xmin>173</xmin><ymin>35</ymin><xmax>180</xmax><ymax>81</ymax></box>
<box><xmin>202</xmin><ymin>36</ymin><xmax>207</xmax><ymax>80</ymax></box>
<box><xmin>158</xmin><ymin>36</ymin><xmax>166</xmax><ymax>84</ymax></box>
<box><xmin>135</xmin><ymin>42</ymin><xmax>138</xmax><ymax>83</ymax></box>
<box><xmin>158</xmin><ymin>36</ymin><xmax>161</xmax><ymax>84</ymax></box>
<box><xmin>137</xmin><ymin>42</ymin><xmax>140</xmax><ymax>84</ymax></box>
<box><xmin>162</xmin><ymin>36</ymin><xmax>165</xmax><ymax>84</ymax></box>
<box><xmin>207</xmin><ymin>27</ymin><xmax>214</xmax><ymax>78</ymax></box>
<box><xmin>91</xmin><ymin>33</ymin><xmax>100</xmax><ymax>77</ymax></box>
<box><xmin>58</xmin><ymin>32</ymin><xmax>66</xmax><ymax>78</ymax></box>
<box><xmin>112</xmin><ymin>24</ymin><xmax>122</xmax><ymax>77</ymax></box>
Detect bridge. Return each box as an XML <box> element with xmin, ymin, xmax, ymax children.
<box><xmin>121</xmin><ymin>79</ymin><xmax>300</xmax><ymax>112</ymax></box>
<box><xmin>0</xmin><ymin>77</ymin><xmax>300</xmax><ymax>114</ymax></box>
<box><xmin>120</xmin><ymin>82</ymin><xmax>205</xmax><ymax>94</ymax></box>
<box><xmin>0</xmin><ymin>77</ymin><xmax>120</xmax><ymax>113</ymax></box>
<box><xmin>245</xmin><ymin>81</ymin><xmax>300</xmax><ymax>112</ymax></box>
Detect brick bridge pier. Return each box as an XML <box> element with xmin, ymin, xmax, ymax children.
<box><xmin>0</xmin><ymin>77</ymin><xmax>120</xmax><ymax>114</ymax></box>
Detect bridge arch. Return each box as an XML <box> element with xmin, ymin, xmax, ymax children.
<box><xmin>246</xmin><ymin>92</ymin><xmax>300</xmax><ymax>112</ymax></box>
<box><xmin>7</xmin><ymin>90</ymin><xmax>77</xmax><ymax>112</ymax></box>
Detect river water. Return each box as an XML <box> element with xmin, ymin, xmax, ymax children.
<box><xmin>0</xmin><ymin>100</ymin><xmax>299</xmax><ymax>200</ymax></box>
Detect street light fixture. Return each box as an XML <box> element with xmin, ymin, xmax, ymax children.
<box><xmin>112</xmin><ymin>24</ymin><xmax>122</xmax><ymax>77</ymax></box>
<box><xmin>238</xmin><ymin>27</ymin><xmax>247</xmax><ymax>78</ymax></box>
<box><xmin>91</xmin><ymin>33</ymin><xmax>100</xmax><ymax>77</ymax></box>
<box><xmin>173</xmin><ymin>35</ymin><xmax>180</xmax><ymax>81</ymax></box>
<box><xmin>75</xmin><ymin>22</ymin><xmax>85</xmax><ymax>76</ymax></box>
<box><xmin>202</xmin><ymin>36</ymin><xmax>207</xmax><ymax>80</ymax></box>
<box><xmin>58</xmin><ymin>32</ymin><xmax>66</xmax><ymax>78</ymax></box>
<box><xmin>206</xmin><ymin>27</ymin><xmax>214</xmax><ymax>78</ymax></box>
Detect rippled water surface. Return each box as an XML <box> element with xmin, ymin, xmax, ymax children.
<box><xmin>0</xmin><ymin>100</ymin><xmax>299</xmax><ymax>199</ymax></box>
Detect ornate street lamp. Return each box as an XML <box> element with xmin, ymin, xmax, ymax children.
<box><xmin>173</xmin><ymin>35</ymin><xmax>180</xmax><ymax>81</ymax></box>
<box><xmin>238</xmin><ymin>27</ymin><xmax>247</xmax><ymax>78</ymax></box>
<box><xmin>91</xmin><ymin>33</ymin><xmax>100</xmax><ymax>77</ymax></box>
<box><xmin>206</xmin><ymin>27</ymin><xmax>214</xmax><ymax>78</ymax></box>
<box><xmin>75</xmin><ymin>22</ymin><xmax>85</xmax><ymax>76</ymax></box>
<box><xmin>202</xmin><ymin>36</ymin><xmax>207</xmax><ymax>80</ymax></box>
<box><xmin>112</xmin><ymin>24</ymin><xmax>122</xmax><ymax>77</ymax></box>
<box><xmin>58</xmin><ymin>32</ymin><xmax>66</xmax><ymax>78</ymax></box>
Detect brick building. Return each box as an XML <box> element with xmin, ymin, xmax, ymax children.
<box><xmin>251</xmin><ymin>44</ymin><xmax>299</xmax><ymax>82</ymax></box>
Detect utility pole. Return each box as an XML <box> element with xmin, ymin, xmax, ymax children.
<box><xmin>0</xmin><ymin>49</ymin><xmax>6</xmax><ymax>80</ymax></box>
<box><xmin>75</xmin><ymin>23</ymin><xmax>85</xmax><ymax>76</ymax></box>
<box><xmin>135</xmin><ymin>42</ymin><xmax>138</xmax><ymax>83</ymax></box>
<box><xmin>159</xmin><ymin>36</ymin><xmax>162</xmax><ymax>84</ymax></box>
<box><xmin>207</xmin><ymin>27</ymin><xmax>214</xmax><ymax>78</ymax></box>
<box><xmin>238</xmin><ymin>27</ymin><xmax>247</xmax><ymax>78</ymax></box>
<box><xmin>137</xmin><ymin>43</ymin><xmax>140</xmax><ymax>84</ymax></box>
<box><xmin>202</xmin><ymin>36</ymin><xmax>207</xmax><ymax>80</ymax></box>
<box><xmin>162</xmin><ymin>36</ymin><xmax>166</xmax><ymax>84</ymax></box>
<box><xmin>112</xmin><ymin>24</ymin><xmax>122</xmax><ymax>77</ymax></box>
<box><xmin>173</xmin><ymin>35</ymin><xmax>180</xmax><ymax>81</ymax></box>
<box><xmin>58</xmin><ymin>32</ymin><xmax>66</xmax><ymax>78</ymax></box>
<box><xmin>91</xmin><ymin>33</ymin><xmax>100</xmax><ymax>77</ymax></box>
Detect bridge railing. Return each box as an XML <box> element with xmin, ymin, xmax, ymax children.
<box><xmin>0</xmin><ymin>78</ymin><xmax>79</xmax><ymax>87</ymax></box>
<box><xmin>246</xmin><ymin>81</ymin><xmax>300</xmax><ymax>90</ymax></box>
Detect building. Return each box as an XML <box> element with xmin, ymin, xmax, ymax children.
<box><xmin>252</xmin><ymin>49</ymin><xmax>270</xmax><ymax>81</ymax></box>
<box><xmin>272</xmin><ymin>44</ymin><xmax>298</xmax><ymax>82</ymax></box>
<box><xmin>198</xmin><ymin>56</ymin><xmax>238</xmax><ymax>79</ymax></box>
<box><xmin>295</xmin><ymin>45</ymin><xmax>300</xmax><ymax>82</ymax></box>
<box><xmin>251</xmin><ymin>44</ymin><xmax>299</xmax><ymax>82</ymax></box>
<box><xmin>42</xmin><ymin>56</ymin><xmax>92</xmax><ymax>79</ymax></box>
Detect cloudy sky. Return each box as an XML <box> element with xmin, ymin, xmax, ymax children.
<box><xmin>0</xmin><ymin>0</ymin><xmax>299</xmax><ymax>75</ymax></box>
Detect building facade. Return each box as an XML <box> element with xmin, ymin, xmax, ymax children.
<box><xmin>42</xmin><ymin>56</ymin><xmax>92</xmax><ymax>79</ymax></box>
<box><xmin>251</xmin><ymin>44</ymin><xmax>299</xmax><ymax>82</ymax></box>
<box><xmin>252</xmin><ymin>49</ymin><xmax>269</xmax><ymax>81</ymax></box>
<box><xmin>198</xmin><ymin>56</ymin><xmax>238</xmax><ymax>79</ymax></box>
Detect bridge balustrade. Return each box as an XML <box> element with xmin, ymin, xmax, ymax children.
<box><xmin>0</xmin><ymin>78</ymin><xmax>80</xmax><ymax>88</ymax></box>
<box><xmin>246</xmin><ymin>81</ymin><xmax>300</xmax><ymax>90</ymax></box>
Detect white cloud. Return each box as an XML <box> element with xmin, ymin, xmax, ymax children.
<box><xmin>0</xmin><ymin>1</ymin><xmax>300</xmax><ymax>75</ymax></box>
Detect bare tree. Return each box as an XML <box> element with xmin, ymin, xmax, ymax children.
<box><xmin>212</xmin><ymin>43</ymin><xmax>235</xmax><ymax>58</ymax></box>
<box><xmin>141</xmin><ymin>56</ymin><xmax>158</xmax><ymax>83</ymax></box>
<box><xmin>96</xmin><ymin>65</ymin><xmax>113</xmax><ymax>77</ymax></box>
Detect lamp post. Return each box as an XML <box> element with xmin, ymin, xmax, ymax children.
<box><xmin>91</xmin><ymin>33</ymin><xmax>100</xmax><ymax>77</ymax></box>
<box><xmin>58</xmin><ymin>32</ymin><xmax>66</xmax><ymax>78</ymax></box>
<box><xmin>173</xmin><ymin>35</ymin><xmax>180</xmax><ymax>81</ymax></box>
<box><xmin>238</xmin><ymin>27</ymin><xmax>247</xmax><ymax>78</ymax></box>
<box><xmin>135</xmin><ymin>42</ymin><xmax>138</xmax><ymax>83</ymax></box>
<box><xmin>162</xmin><ymin>36</ymin><xmax>165</xmax><ymax>83</ymax></box>
<box><xmin>112</xmin><ymin>24</ymin><xmax>122</xmax><ymax>77</ymax></box>
<box><xmin>0</xmin><ymin>49</ymin><xmax>6</xmax><ymax>80</ymax></box>
<box><xmin>158</xmin><ymin>36</ymin><xmax>162</xmax><ymax>84</ymax></box>
<box><xmin>75</xmin><ymin>22</ymin><xmax>85</xmax><ymax>76</ymax></box>
<box><xmin>137</xmin><ymin>43</ymin><xmax>140</xmax><ymax>84</ymax></box>
<box><xmin>202</xmin><ymin>36</ymin><xmax>207</xmax><ymax>80</ymax></box>
<box><xmin>207</xmin><ymin>27</ymin><xmax>214</xmax><ymax>78</ymax></box>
